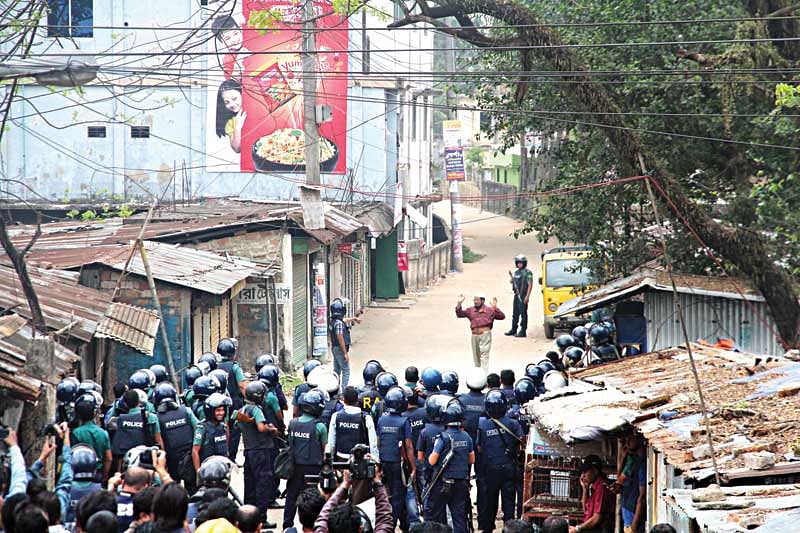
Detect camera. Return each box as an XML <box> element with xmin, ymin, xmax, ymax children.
<box><xmin>137</xmin><ymin>446</ymin><xmax>160</xmax><ymax>470</ymax></box>
<box><xmin>39</xmin><ymin>424</ymin><xmax>59</xmax><ymax>438</ymax></box>
<box><xmin>319</xmin><ymin>453</ymin><xmax>337</xmax><ymax>493</ymax></box>
<box><xmin>349</xmin><ymin>443</ymin><xmax>377</xmax><ymax>480</ymax></box>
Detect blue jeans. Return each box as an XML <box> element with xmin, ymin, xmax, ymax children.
<box><xmin>333</xmin><ymin>346</ymin><xmax>350</xmax><ymax>390</ymax></box>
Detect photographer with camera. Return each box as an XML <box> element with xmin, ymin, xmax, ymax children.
<box><xmin>71</xmin><ymin>393</ymin><xmax>112</xmax><ymax>482</ymax></box>
<box><xmin>313</xmin><ymin>467</ymin><xmax>394</xmax><ymax>533</ymax></box>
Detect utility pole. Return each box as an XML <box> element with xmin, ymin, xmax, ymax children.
<box><xmin>302</xmin><ymin>0</ymin><xmax>320</xmax><ymax>185</ymax></box>
<box><xmin>445</xmin><ymin>34</ymin><xmax>463</xmax><ymax>272</ymax></box>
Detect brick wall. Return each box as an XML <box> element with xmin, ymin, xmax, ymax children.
<box><xmin>187</xmin><ymin>230</ymin><xmax>284</xmax><ymax>277</ymax></box>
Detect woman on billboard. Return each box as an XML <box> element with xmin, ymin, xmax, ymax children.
<box><xmin>215</xmin><ymin>79</ymin><xmax>247</xmax><ymax>153</ymax></box>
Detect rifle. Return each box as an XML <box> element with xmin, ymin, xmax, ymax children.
<box><xmin>421</xmin><ymin>434</ymin><xmax>455</xmax><ymax>503</ymax></box>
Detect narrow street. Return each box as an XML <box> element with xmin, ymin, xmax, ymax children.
<box><xmin>350</xmin><ymin>201</ymin><xmax>555</xmax><ymax>384</ymax></box>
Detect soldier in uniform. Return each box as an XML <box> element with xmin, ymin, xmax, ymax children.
<box><xmin>192</xmin><ymin>393</ymin><xmax>232</xmax><ymax>470</ymax></box>
<box><xmin>377</xmin><ymin>386</ymin><xmax>416</xmax><ymax>530</ymax></box>
<box><xmin>216</xmin><ymin>338</ymin><xmax>248</xmax><ymax>460</ymax></box>
<box><xmin>477</xmin><ymin>389</ymin><xmax>524</xmax><ymax>531</ymax></box>
<box><xmin>153</xmin><ymin>382</ymin><xmax>198</xmax><ymax>487</ymax></box>
<box><xmin>283</xmin><ymin>389</ymin><xmax>327</xmax><ymax>530</ymax></box>
<box><xmin>234</xmin><ymin>381</ymin><xmax>279</xmax><ymax>528</ymax></box>
<box><xmin>425</xmin><ymin>398</ymin><xmax>475</xmax><ymax>533</ymax></box>
<box><xmin>358</xmin><ymin>360</ymin><xmax>384</xmax><ymax>413</ymax></box>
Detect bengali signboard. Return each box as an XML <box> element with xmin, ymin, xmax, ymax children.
<box><xmin>206</xmin><ymin>0</ymin><xmax>348</xmax><ymax>174</ymax></box>
<box><xmin>237</xmin><ymin>282</ymin><xmax>292</xmax><ymax>305</ymax></box>
<box><xmin>442</xmin><ymin>119</ymin><xmax>465</xmax><ymax>181</ymax></box>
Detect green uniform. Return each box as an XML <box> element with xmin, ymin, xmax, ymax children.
<box><xmin>71</xmin><ymin>421</ymin><xmax>110</xmax><ymax>472</ymax></box>
<box><xmin>289</xmin><ymin>414</ymin><xmax>327</xmax><ymax>446</ymax></box>
<box><xmin>262</xmin><ymin>392</ymin><xmax>281</xmax><ymax>416</ymax></box>
<box><xmin>126</xmin><ymin>407</ymin><xmax>161</xmax><ymax>436</ymax></box>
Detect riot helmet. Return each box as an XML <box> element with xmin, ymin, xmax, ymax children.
<box><xmin>514</xmin><ymin>377</ymin><xmax>537</xmax><ymax>405</ymax></box>
<box><xmin>217</xmin><ymin>338</ymin><xmax>237</xmax><ymax>360</ymax></box>
<box><xmin>330</xmin><ymin>298</ymin><xmax>346</xmax><ymax>319</ymax></box>
<box><xmin>514</xmin><ymin>254</ymin><xmax>528</xmax><ymax>268</ymax></box>
<box><xmin>74</xmin><ymin>393</ymin><xmax>98</xmax><ymax>422</ymax></box>
<box><xmin>525</xmin><ymin>364</ymin><xmax>545</xmax><ymax>385</ymax></box>
<box><xmin>589</xmin><ymin>323</ymin><xmax>612</xmax><ymax>345</ymax></box>
<box><xmin>465</xmin><ymin>368</ymin><xmax>487</xmax><ymax>391</ymax></box>
<box><xmin>71</xmin><ymin>444</ymin><xmax>98</xmax><ymax>481</ymax></box>
<box><xmin>375</xmin><ymin>372</ymin><xmax>398</xmax><ymax>397</ymax></box>
<box><xmin>255</xmin><ymin>354</ymin><xmax>276</xmax><ymax>373</ymax></box>
<box><xmin>484</xmin><ymin>389</ymin><xmax>509</xmax><ymax>419</ymax></box>
<box><xmin>56</xmin><ymin>377</ymin><xmax>80</xmax><ymax>404</ymax></box>
<box><xmin>298</xmin><ymin>389</ymin><xmax>326</xmax><ymax>417</ymax></box>
<box><xmin>571</xmin><ymin>325</ymin><xmax>588</xmax><ymax>346</ymax></box>
<box><xmin>149</xmin><ymin>364</ymin><xmax>169</xmax><ymax>384</ymax></box>
<box><xmin>555</xmin><ymin>334</ymin><xmax>580</xmax><ymax>354</ymax></box>
<box><xmin>383</xmin><ymin>386</ymin><xmax>407</xmax><ymax>414</ymax></box>
<box><xmin>184</xmin><ymin>366</ymin><xmax>203</xmax><ymax>388</ymax></box>
<box><xmin>198</xmin><ymin>456</ymin><xmax>233</xmax><ymax>489</ymax></box>
<box><xmin>128</xmin><ymin>370</ymin><xmax>151</xmax><ymax>391</ymax></box>
<box><xmin>193</xmin><ymin>375</ymin><xmax>220</xmax><ymax>401</ymax></box>
<box><xmin>362</xmin><ymin>360</ymin><xmax>384</xmax><ymax>386</ymax></box>
<box><xmin>208</xmin><ymin>369</ymin><xmax>229</xmax><ymax>394</ymax></box>
<box><xmin>424</xmin><ymin>394</ymin><xmax>447</xmax><ymax>423</ymax></box>
<box><xmin>257</xmin><ymin>364</ymin><xmax>280</xmax><ymax>389</ymax></box>
<box><xmin>245</xmin><ymin>381</ymin><xmax>267</xmax><ymax>404</ymax></box>
<box><xmin>442</xmin><ymin>398</ymin><xmax>464</xmax><ymax>426</ymax></box>
<box><xmin>441</xmin><ymin>371</ymin><xmax>459</xmax><ymax>394</ymax></box>
<box><xmin>564</xmin><ymin>346</ymin><xmax>585</xmax><ymax>366</ymax></box>
<box><xmin>203</xmin><ymin>393</ymin><xmax>232</xmax><ymax>422</ymax></box>
<box><xmin>421</xmin><ymin>367</ymin><xmax>442</xmax><ymax>390</ymax></box>
<box><xmin>303</xmin><ymin>359</ymin><xmax>322</xmax><ymax>380</ymax></box>
<box><xmin>198</xmin><ymin>352</ymin><xmax>218</xmax><ymax>371</ymax></box>
<box><xmin>153</xmin><ymin>382</ymin><xmax>178</xmax><ymax>407</ymax></box>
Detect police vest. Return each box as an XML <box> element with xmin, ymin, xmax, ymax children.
<box><xmin>419</xmin><ymin>422</ymin><xmax>444</xmax><ymax>461</ymax></box>
<box><xmin>334</xmin><ymin>410</ymin><xmax>365</xmax><ymax>456</ymax></box>
<box><xmin>377</xmin><ymin>413</ymin><xmax>406</xmax><ymax>462</ymax></box>
<box><xmin>435</xmin><ymin>428</ymin><xmax>472</xmax><ymax>480</ymax></box>
<box><xmin>199</xmin><ymin>421</ymin><xmax>229</xmax><ymax>462</ymax></box>
<box><xmin>66</xmin><ymin>482</ymin><xmax>102</xmax><ymax>524</ymax></box>
<box><xmin>458</xmin><ymin>391</ymin><xmax>486</xmax><ymax>440</ymax></box>
<box><xmin>218</xmin><ymin>360</ymin><xmax>244</xmax><ymax>405</ymax></box>
<box><xmin>512</xmin><ymin>267</ymin><xmax>532</xmax><ymax>300</ymax></box>
<box><xmin>276</xmin><ymin>383</ymin><xmax>289</xmax><ymax>410</ymax></box>
<box><xmin>402</xmin><ymin>408</ymin><xmax>426</xmax><ymax>451</ymax></box>
<box><xmin>320</xmin><ymin>398</ymin><xmax>341</xmax><ymax>429</ymax></box>
<box><xmin>508</xmin><ymin>405</ymin><xmax>530</xmax><ymax>434</ymax></box>
<box><xmin>290</xmin><ymin>418</ymin><xmax>323</xmax><ymax>466</ymax></box>
<box><xmin>329</xmin><ymin>317</ymin><xmax>351</xmax><ymax>347</ymax></box>
<box><xmin>477</xmin><ymin>416</ymin><xmax>520</xmax><ymax>467</ymax></box>
<box><xmin>158</xmin><ymin>406</ymin><xmax>194</xmax><ymax>455</ymax></box>
<box><xmin>111</xmin><ymin>411</ymin><xmax>147</xmax><ymax>456</ymax></box>
<box><xmin>116</xmin><ymin>491</ymin><xmax>136</xmax><ymax>532</ymax></box>
<box><xmin>358</xmin><ymin>386</ymin><xmax>380</xmax><ymax>413</ymax></box>
<box><xmin>239</xmin><ymin>404</ymin><xmax>274</xmax><ymax>451</ymax></box>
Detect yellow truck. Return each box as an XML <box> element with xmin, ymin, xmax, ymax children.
<box><xmin>539</xmin><ymin>246</ymin><xmax>593</xmax><ymax>338</ymax></box>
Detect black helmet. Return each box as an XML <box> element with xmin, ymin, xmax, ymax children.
<box><xmin>193</xmin><ymin>375</ymin><xmax>220</xmax><ymax>400</ymax></box>
<box><xmin>362</xmin><ymin>360</ymin><xmax>384</xmax><ymax>385</ymax></box>
<box><xmin>592</xmin><ymin>343</ymin><xmax>618</xmax><ymax>362</ymax></box>
<box><xmin>355</xmin><ymin>507</ymin><xmax>373</xmax><ymax>533</ymax></box>
<box><xmin>56</xmin><ymin>377</ymin><xmax>80</xmax><ymax>404</ymax></box>
<box><xmin>257</xmin><ymin>364</ymin><xmax>280</xmax><ymax>388</ymax></box>
<box><xmin>564</xmin><ymin>346</ymin><xmax>585</xmax><ymax>365</ymax></box>
<box><xmin>555</xmin><ymin>334</ymin><xmax>579</xmax><ymax>354</ymax></box>
<box><xmin>571</xmin><ymin>326</ymin><xmax>588</xmax><ymax>345</ymax></box>
<box><xmin>442</xmin><ymin>398</ymin><xmax>464</xmax><ymax>426</ymax></box>
<box><xmin>203</xmin><ymin>393</ymin><xmax>232</xmax><ymax>422</ymax></box>
<box><xmin>71</xmin><ymin>444</ymin><xmax>98</xmax><ymax>481</ymax></box>
<box><xmin>375</xmin><ymin>372</ymin><xmax>398</xmax><ymax>397</ymax></box>
<box><xmin>441</xmin><ymin>371</ymin><xmax>459</xmax><ymax>394</ymax></box>
<box><xmin>525</xmin><ymin>364</ymin><xmax>545</xmax><ymax>384</ymax></box>
<box><xmin>245</xmin><ymin>381</ymin><xmax>267</xmax><ymax>404</ymax></box>
<box><xmin>514</xmin><ymin>377</ymin><xmax>537</xmax><ymax>405</ymax></box>
<box><xmin>484</xmin><ymin>388</ymin><xmax>509</xmax><ymax>419</ymax></box>
<box><xmin>141</xmin><ymin>369</ymin><xmax>157</xmax><ymax>389</ymax></box>
<box><xmin>421</xmin><ymin>367</ymin><xmax>442</xmax><ymax>389</ymax></box>
<box><xmin>330</xmin><ymin>298</ymin><xmax>346</xmax><ymax>319</ymax></box>
<box><xmin>74</xmin><ymin>393</ymin><xmax>98</xmax><ymax>421</ymax></box>
<box><xmin>537</xmin><ymin>360</ymin><xmax>556</xmax><ymax>375</ymax></box>
<box><xmin>208</xmin><ymin>369</ymin><xmax>229</xmax><ymax>394</ymax></box>
<box><xmin>78</xmin><ymin>380</ymin><xmax>102</xmax><ymax>396</ymax></box>
<box><xmin>128</xmin><ymin>370</ymin><xmax>151</xmax><ymax>391</ymax></box>
<box><xmin>153</xmin><ymin>382</ymin><xmax>178</xmax><ymax>407</ymax></box>
<box><xmin>303</xmin><ymin>359</ymin><xmax>322</xmax><ymax>380</ymax></box>
<box><xmin>298</xmin><ymin>389</ymin><xmax>326</xmax><ymax>417</ymax></box>
<box><xmin>590</xmin><ymin>324</ymin><xmax>612</xmax><ymax>345</ymax></box>
<box><xmin>217</xmin><ymin>338</ymin><xmax>236</xmax><ymax>360</ymax></box>
<box><xmin>424</xmin><ymin>394</ymin><xmax>447</xmax><ymax>423</ymax></box>
<box><xmin>185</xmin><ymin>366</ymin><xmax>203</xmax><ymax>388</ymax></box>
<box><xmin>514</xmin><ymin>254</ymin><xmax>528</xmax><ymax>268</ymax></box>
<box><xmin>384</xmin><ymin>386</ymin><xmax>407</xmax><ymax>414</ymax></box>
<box><xmin>198</xmin><ymin>352</ymin><xmax>218</xmax><ymax>371</ymax></box>
<box><xmin>149</xmin><ymin>364</ymin><xmax>169</xmax><ymax>384</ymax></box>
<box><xmin>198</xmin><ymin>456</ymin><xmax>233</xmax><ymax>489</ymax></box>
<box><xmin>255</xmin><ymin>354</ymin><xmax>276</xmax><ymax>373</ymax></box>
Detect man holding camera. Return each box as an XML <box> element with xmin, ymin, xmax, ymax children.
<box><xmin>314</xmin><ymin>468</ymin><xmax>394</xmax><ymax>533</ymax></box>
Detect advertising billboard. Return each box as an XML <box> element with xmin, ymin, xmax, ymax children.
<box><xmin>206</xmin><ymin>0</ymin><xmax>348</xmax><ymax>174</ymax></box>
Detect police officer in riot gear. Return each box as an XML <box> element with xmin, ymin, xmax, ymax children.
<box><xmin>327</xmin><ymin>385</ymin><xmax>378</xmax><ymax>462</ymax></box>
<box><xmin>110</xmin><ymin>390</ymin><xmax>163</xmax><ymax>471</ymax></box>
<box><xmin>283</xmin><ymin>390</ymin><xmax>328</xmax><ymax>530</ymax></box>
<box><xmin>330</xmin><ymin>298</ymin><xmax>354</xmax><ymax>389</ymax></box>
<box><xmin>149</xmin><ymin>364</ymin><xmax>169</xmax><ymax>384</ymax></box>
<box><xmin>192</xmin><ymin>392</ymin><xmax>232</xmax><ymax>470</ymax></box>
<box><xmin>440</xmin><ymin>370</ymin><xmax>459</xmax><ymax>397</ymax></box>
<box><xmin>292</xmin><ymin>359</ymin><xmax>322</xmax><ymax>417</ymax></box>
<box><xmin>317</xmin><ymin>370</ymin><xmax>344</xmax><ymax>429</ymax></box>
<box><xmin>419</xmin><ymin>367</ymin><xmax>442</xmax><ymax>403</ymax></box>
<box><xmin>191</xmin><ymin>374</ymin><xmax>221</xmax><ymax>420</ymax></box>
<box><xmin>416</xmin><ymin>394</ymin><xmax>448</xmax><ymax>491</ymax></box>
<box><xmin>65</xmin><ymin>444</ymin><xmax>103</xmax><ymax>527</ymax></box>
<box><xmin>183</xmin><ymin>366</ymin><xmax>202</xmax><ymax>405</ymax></box>
<box><xmin>358</xmin><ymin>359</ymin><xmax>384</xmax><ymax>413</ymax></box>
<box><xmin>371</xmin><ymin>371</ymin><xmax>399</xmax><ymax>421</ymax></box>
<box><xmin>377</xmin><ymin>386</ymin><xmax>416</xmax><ymax>530</ymax></box>
<box><xmin>459</xmin><ymin>368</ymin><xmax>487</xmax><ymax>444</ymax></box>
<box><xmin>154</xmin><ymin>382</ymin><xmax>198</xmax><ymax>485</ymax></box>
<box><xmin>216</xmin><ymin>337</ymin><xmax>248</xmax><ymax>460</ymax></box>
<box><xmin>477</xmin><ymin>389</ymin><xmax>524</xmax><ymax>532</ymax></box>
<box><xmin>506</xmin><ymin>254</ymin><xmax>533</xmax><ymax>338</ymax></box>
<box><xmin>425</xmin><ymin>398</ymin><xmax>475</xmax><ymax>533</ymax></box>
<box><xmin>233</xmin><ymin>381</ymin><xmax>279</xmax><ymax>527</ymax></box>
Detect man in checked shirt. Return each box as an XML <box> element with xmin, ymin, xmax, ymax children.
<box><xmin>455</xmin><ymin>293</ymin><xmax>506</xmax><ymax>371</ymax></box>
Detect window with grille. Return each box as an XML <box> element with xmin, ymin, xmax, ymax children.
<box><xmin>130</xmin><ymin>126</ymin><xmax>150</xmax><ymax>139</ymax></box>
<box><xmin>87</xmin><ymin>126</ymin><xmax>106</xmax><ymax>138</ymax></box>
<box><xmin>47</xmin><ymin>0</ymin><xmax>93</xmax><ymax>38</ymax></box>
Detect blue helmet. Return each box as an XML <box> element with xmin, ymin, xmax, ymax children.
<box><xmin>217</xmin><ymin>338</ymin><xmax>236</xmax><ymax>360</ymax></box>
<box><xmin>592</xmin><ymin>343</ymin><xmax>618</xmax><ymax>362</ymax></box>
<box><xmin>537</xmin><ymin>360</ymin><xmax>556</xmax><ymax>375</ymax></box>
<box><xmin>193</xmin><ymin>375</ymin><xmax>220</xmax><ymax>400</ymax></box>
<box><xmin>149</xmin><ymin>364</ymin><xmax>169</xmax><ymax>384</ymax></box>
<box><xmin>255</xmin><ymin>354</ymin><xmax>275</xmax><ymax>373</ymax></box>
<box><xmin>564</xmin><ymin>346</ymin><xmax>585</xmax><ymax>365</ymax></box>
<box><xmin>484</xmin><ymin>389</ymin><xmax>509</xmax><ymax>419</ymax></box>
<box><xmin>303</xmin><ymin>359</ymin><xmax>322</xmax><ymax>380</ymax></box>
<box><xmin>421</xmin><ymin>367</ymin><xmax>442</xmax><ymax>390</ymax></box>
<box><xmin>203</xmin><ymin>393</ymin><xmax>232</xmax><ymax>422</ymax></box>
<box><xmin>128</xmin><ymin>370</ymin><xmax>151</xmax><ymax>391</ymax></box>
<box><xmin>74</xmin><ymin>393</ymin><xmax>98</xmax><ymax>421</ymax></box>
<box><xmin>384</xmin><ymin>386</ymin><xmax>407</xmax><ymax>414</ymax></box>
<box><xmin>185</xmin><ymin>366</ymin><xmax>203</xmax><ymax>388</ymax></box>
<box><xmin>198</xmin><ymin>352</ymin><xmax>218</xmax><ymax>371</ymax></box>
<box><xmin>71</xmin><ymin>444</ymin><xmax>98</xmax><ymax>481</ymax></box>
<box><xmin>514</xmin><ymin>377</ymin><xmax>537</xmax><ymax>405</ymax></box>
<box><xmin>362</xmin><ymin>360</ymin><xmax>384</xmax><ymax>385</ymax></box>
<box><xmin>425</xmin><ymin>394</ymin><xmax>448</xmax><ymax>423</ymax></box>
<box><xmin>208</xmin><ymin>369</ymin><xmax>229</xmax><ymax>394</ymax></box>
<box><xmin>78</xmin><ymin>380</ymin><xmax>102</xmax><ymax>396</ymax></box>
<box><xmin>525</xmin><ymin>364</ymin><xmax>545</xmax><ymax>384</ymax></box>
<box><xmin>330</xmin><ymin>298</ymin><xmax>346</xmax><ymax>319</ymax></box>
<box><xmin>376</xmin><ymin>372</ymin><xmax>398</xmax><ymax>397</ymax></box>
<box><xmin>441</xmin><ymin>371</ymin><xmax>459</xmax><ymax>394</ymax></box>
<box><xmin>442</xmin><ymin>398</ymin><xmax>464</xmax><ymax>426</ymax></box>
<box><xmin>589</xmin><ymin>324</ymin><xmax>611</xmax><ymax>345</ymax></box>
<box><xmin>153</xmin><ymin>382</ymin><xmax>178</xmax><ymax>407</ymax></box>
<box><xmin>56</xmin><ymin>377</ymin><xmax>80</xmax><ymax>404</ymax></box>
<box><xmin>555</xmin><ymin>334</ymin><xmax>580</xmax><ymax>354</ymax></box>
<box><xmin>571</xmin><ymin>326</ymin><xmax>588</xmax><ymax>345</ymax></box>
<box><xmin>299</xmin><ymin>389</ymin><xmax>326</xmax><ymax>417</ymax></box>
<box><xmin>257</xmin><ymin>364</ymin><xmax>280</xmax><ymax>388</ymax></box>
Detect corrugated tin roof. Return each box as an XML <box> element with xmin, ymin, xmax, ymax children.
<box><xmin>555</xmin><ymin>268</ymin><xmax>763</xmax><ymax>317</ymax></box>
<box><xmin>96</xmin><ymin>303</ymin><xmax>160</xmax><ymax>356</ymax></box>
<box><xmin>352</xmin><ymin>202</ymin><xmax>396</xmax><ymax>237</ymax></box>
<box><xmin>527</xmin><ymin>343</ymin><xmax>799</xmax><ymax>480</ymax></box>
<box><xmin>100</xmin><ymin>242</ymin><xmax>257</xmax><ymax>295</ymax></box>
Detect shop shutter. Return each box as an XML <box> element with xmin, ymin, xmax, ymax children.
<box><xmin>292</xmin><ymin>254</ymin><xmax>309</xmax><ymax>366</ymax></box>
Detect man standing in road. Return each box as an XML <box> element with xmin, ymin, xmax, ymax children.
<box><xmin>456</xmin><ymin>293</ymin><xmax>505</xmax><ymax>371</ymax></box>
<box><xmin>506</xmin><ymin>254</ymin><xmax>533</xmax><ymax>338</ymax></box>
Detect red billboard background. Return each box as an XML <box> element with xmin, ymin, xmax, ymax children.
<box><xmin>238</xmin><ymin>0</ymin><xmax>348</xmax><ymax>174</ymax></box>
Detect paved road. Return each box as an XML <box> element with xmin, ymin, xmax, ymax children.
<box><xmin>349</xmin><ymin>201</ymin><xmax>556</xmax><ymax>383</ymax></box>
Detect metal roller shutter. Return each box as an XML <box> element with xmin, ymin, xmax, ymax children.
<box><xmin>292</xmin><ymin>254</ymin><xmax>309</xmax><ymax>366</ymax></box>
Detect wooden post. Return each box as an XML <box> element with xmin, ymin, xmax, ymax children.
<box><xmin>138</xmin><ymin>244</ymin><xmax>179</xmax><ymax>387</ymax></box>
